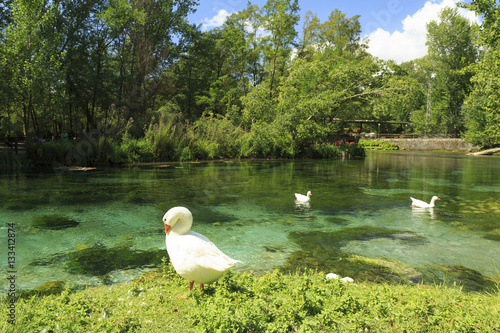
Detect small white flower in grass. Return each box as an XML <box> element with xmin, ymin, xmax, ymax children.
<box><xmin>118</xmin><ymin>298</ymin><xmax>124</xmax><ymax>301</ymax></box>
<box><xmin>141</xmin><ymin>302</ymin><xmax>147</xmax><ymax>306</ymax></box>
<box><xmin>341</xmin><ymin>277</ymin><xmax>354</xmax><ymax>283</ymax></box>
<box><xmin>98</xmin><ymin>311</ymin><xmax>106</xmax><ymax>321</ymax></box>
<box><xmin>145</xmin><ymin>320</ymin><xmax>152</xmax><ymax>323</ymax></box>
<box><xmin>326</xmin><ymin>273</ymin><xmax>339</xmax><ymax>280</ymax></box>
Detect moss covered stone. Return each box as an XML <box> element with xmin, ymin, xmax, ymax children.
<box><xmin>19</xmin><ymin>280</ymin><xmax>66</xmax><ymax>298</ymax></box>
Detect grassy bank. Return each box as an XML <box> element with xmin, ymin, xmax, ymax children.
<box><xmin>358</xmin><ymin>139</ymin><xmax>399</xmax><ymax>150</ymax></box>
<box><xmin>2</xmin><ymin>262</ymin><xmax>499</xmax><ymax>332</ymax></box>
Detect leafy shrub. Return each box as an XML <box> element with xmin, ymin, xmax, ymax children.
<box><xmin>248</xmin><ymin>119</ymin><xmax>295</xmax><ymax>158</ymax></box>
<box><xmin>192</xmin><ymin>114</ymin><xmax>246</xmax><ymax>159</ymax></box>
<box><xmin>121</xmin><ymin>111</ymin><xmax>196</xmax><ymax>162</ymax></box>
<box><xmin>121</xmin><ymin>134</ymin><xmax>156</xmax><ymax>162</ymax></box>
<box><xmin>97</xmin><ymin>137</ymin><xmax>127</xmax><ymax>165</ymax></box>
<box><xmin>25</xmin><ymin>141</ymin><xmax>75</xmax><ymax>166</ymax></box>
<box><xmin>25</xmin><ymin>136</ymin><xmax>126</xmax><ymax>167</ymax></box>
<box><xmin>311</xmin><ymin>143</ymin><xmax>340</xmax><ymax>158</ymax></box>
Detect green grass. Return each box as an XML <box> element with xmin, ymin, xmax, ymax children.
<box><xmin>358</xmin><ymin>139</ymin><xmax>399</xmax><ymax>150</ymax></box>
<box><xmin>2</xmin><ymin>261</ymin><xmax>499</xmax><ymax>332</ymax></box>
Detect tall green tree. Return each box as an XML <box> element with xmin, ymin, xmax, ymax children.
<box><xmin>0</xmin><ymin>0</ymin><xmax>13</xmax><ymax>28</ymax></box>
<box><xmin>318</xmin><ymin>9</ymin><xmax>365</xmax><ymax>57</ymax></box>
<box><xmin>3</xmin><ymin>0</ymin><xmax>63</xmax><ymax>138</ymax></box>
<box><xmin>406</xmin><ymin>55</ymin><xmax>439</xmax><ymax>136</ymax></box>
<box><xmin>260</xmin><ymin>0</ymin><xmax>299</xmax><ymax>99</ymax></box>
<box><xmin>296</xmin><ymin>10</ymin><xmax>320</xmax><ymax>59</ymax></box>
<box><xmin>278</xmin><ymin>55</ymin><xmax>415</xmax><ymax>150</ymax></box>
<box><xmin>424</xmin><ymin>7</ymin><xmax>479</xmax><ymax>136</ymax></box>
<box><xmin>460</xmin><ymin>0</ymin><xmax>500</xmax><ymax>147</ymax></box>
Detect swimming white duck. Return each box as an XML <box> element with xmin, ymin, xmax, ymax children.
<box><xmin>295</xmin><ymin>191</ymin><xmax>311</xmax><ymax>202</ymax></box>
<box><xmin>410</xmin><ymin>196</ymin><xmax>440</xmax><ymax>208</ymax></box>
<box><xmin>163</xmin><ymin>207</ymin><xmax>241</xmax><ymax>291</ymax></box>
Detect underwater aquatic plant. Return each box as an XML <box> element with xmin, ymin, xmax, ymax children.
<box><xmin>66</xmin><ymin>243</ymin><xmax>166</xmax><ymax>276</ymax></box>
<box><xmin>32</xmin><ymin>214</ymin><xmax>79</xmax><ymax>230</ymax></box>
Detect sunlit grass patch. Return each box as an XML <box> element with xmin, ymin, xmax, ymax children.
<box><xmin>2</xmin><ymin>261</ymin><xmax>499</xmax><ymax>332</ymax></box>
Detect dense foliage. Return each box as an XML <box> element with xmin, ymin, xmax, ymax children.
<box><xmin>0</xmin><ymin>0</ymin><xmax>499</xmax><ymax>166</ymax></box>
<box><xmin>459</xmin><ymin>0</ymin><xmax>500</xmax><ymax>147</ymax></box>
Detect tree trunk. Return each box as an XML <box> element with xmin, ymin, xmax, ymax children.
<box><xmin>467</xmin><ymin>148</ymin><xmax>500</xmax><ymax>156</ymax></box>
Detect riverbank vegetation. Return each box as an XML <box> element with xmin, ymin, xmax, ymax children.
<box><xmin>358</xmin><ymin>139</ymin><xmax>399</xmax><ymax>150</ymax></box>
<box><xmin>1</xmin><ymin>0</ymin><xmax>499</xmax><ymax>167</ymax></box>
<box><xmin>2</xmin><ymin>262</ymin><xmax>499</xmax><ymax>332</ymax></box>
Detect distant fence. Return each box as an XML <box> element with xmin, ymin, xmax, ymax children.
<box><xmin>0</xmin><ymin>138</ymin><xmax>25</xmax><ymax>154</ymax></box>
<box><xmin>367</xmin><ymin>138</ymin><xmax>480</xmax><ymax>151</ymax></box>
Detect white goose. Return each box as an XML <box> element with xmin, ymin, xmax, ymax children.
<box><xmin>163</xmin><ymin>207</ymin><xmax>241</xmax><ymax>291</ymax></box>
<box><xmin>295</xmin><ymin>191</ymin><xmax>312</xmax><ymax>202</ymax></box>
<box><xmin>410</xmin><ymin>196</ymin><xmax>440</xmax><ymax>208</ymax></box>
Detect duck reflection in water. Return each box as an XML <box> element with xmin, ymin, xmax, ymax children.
<box><xmin>411</xmin><ymin>206</ymin><xmax>437</xmax><ymax>220</ymax></box>
<box><xmin>295</xmin><ymin>200</ymin><xmax>311</xmax><ymax>210</ymax></box>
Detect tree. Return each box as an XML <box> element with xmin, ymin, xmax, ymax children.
<box><xmin>0</xmin><ymin>0</ymin><xmax>13</xmax><ymax>28</ymax></box>
<box><xmin>372</xmin><ymin>61</ymin><xmax>425</xmax><ymax>130</ymax></box>
<box><xmin>462</xmin><ymin>48</ymin><xmax>500</xmax><ymax>147</ymax></box>
<box><xmin>296</xmin><ymin>10</ymin><xmax>320</xmax><ymax>59</ymax></box>
<box><xmin>318</xmin><ymin>9</ymin><xmax>365</xmax><ymax>57</ymax></box>
<box><xmin>424</xmin><ymin>7</ymin><xmax>479</xmax><ymax>136</ymax></box>
<box><xmin>278</xmin><ymin>55</ymin><xmax>411</xmax><ymax>150</ymax></box>
<box><xmin>260</xmin><ymin>0</ymin><xmax>300</xmax><ymax>99</ymax></box>
<box><xmin>459</xmin><ymin>0</ymin><xmax>500</xmax><ymax>147</ymax></box>
<box><xmin>405</xmin><ymin>55</ymin><xmax>439</xmax><ymax>136</ymax></box>
<box><xmin>2</xmin><ymin>0</ymin><xmax>63</xmax><ymax>138</ymax></box>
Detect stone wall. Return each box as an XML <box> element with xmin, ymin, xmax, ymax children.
<box><xmin>372</xmin><ymin>138</ymin><xmax>480</xmax><ymax>151</ymax></box>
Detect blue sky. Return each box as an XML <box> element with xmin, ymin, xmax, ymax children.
<box><xmin>188</xmin><ymin>0</ymin><xmax>480</xmax><ymax>63</ymax></box>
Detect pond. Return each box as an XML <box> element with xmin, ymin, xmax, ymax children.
<box><xmin>1</xmin><ymin>150</ymin><xmax>499</xmax><ymax>295</ymax></box>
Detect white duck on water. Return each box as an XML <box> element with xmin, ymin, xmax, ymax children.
<box><xmin>163</xmin><ymin>207</ymin><xmax>241</xmax><ymax>291</ymax></box>
<box><xmin>410</xmin><ymin>196</ymin><xmax>440</xmax><ymax>208</ymax></box>
<box><xmin>295</xmin><ymin>191</ymin><xmax>312</xmax><ymax>202</ymax></box>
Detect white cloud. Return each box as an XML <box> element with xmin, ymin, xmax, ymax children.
<box><xmin>200</xmin><ymin>9</ymin><xmax>231</xmax><ymax>31</ymax></box>
<box><xmin>367</xmin><ymin>0</ymin><xmax>480</xmax><ymax>63</ymax></box>
<box><xmin>199</xmin><ymin>9</ymin><xmax>268</xmax><ymax>39</ymax></box>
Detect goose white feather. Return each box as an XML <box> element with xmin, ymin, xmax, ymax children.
<box><xmin>410</xmin><ymin>196</ymin><xmax>440</xmax><ymax>208</ymax></box>
<box><xmin>295</xmin><ymin>191</ymin><xmax>311</xmax><ymax>202</ymax></box>
<box><xmin>163</xmin><ymin>207</ymin><xmax>241</xmax><ymax>290</ymax></box>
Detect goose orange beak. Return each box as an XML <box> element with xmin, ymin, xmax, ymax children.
<box><xmin>165</xmin><ymin>224</ymin><xmax>171</xmax><ymax>234</ymax></box>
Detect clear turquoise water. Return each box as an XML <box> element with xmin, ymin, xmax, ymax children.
<box><xmin>1</xmin><ymin>151</ymin><xmax>499</xmax><ymax>294</ymax></box>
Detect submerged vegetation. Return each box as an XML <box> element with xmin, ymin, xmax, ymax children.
<box><xmin>284</xmin><ymin>226</ymin><xmax>498</xmax><ymax>293</ymax></box>
<box><xmin>66</xmin><ymin>244</ymin><xmax>166</xmax><ymax>277</ymax></box>
<box><xmin>31</xmin><ymin>214</ymin><xmax>79</xmax><ymax>230</ymax></box>
<box><xmin>2</xmin><ymin>262</ymin><xmax>499</xmax><ymax>332</ymax></box>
